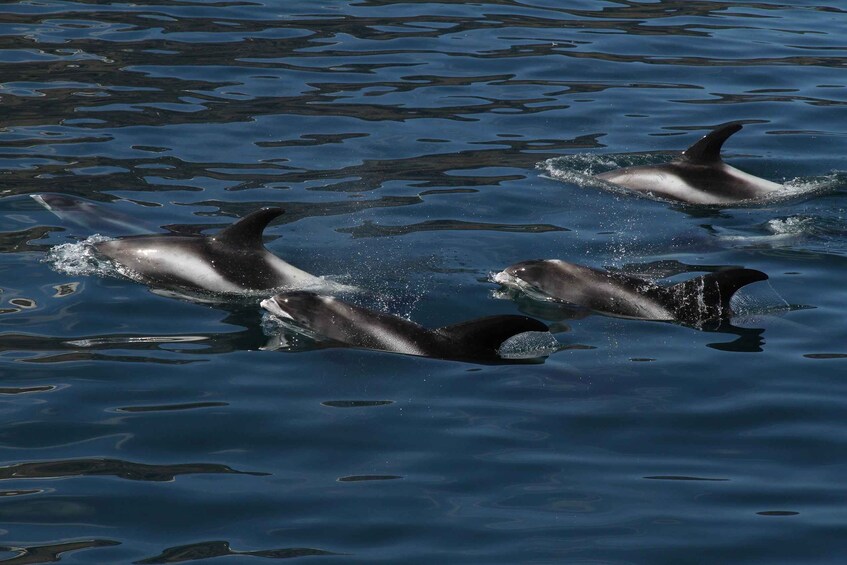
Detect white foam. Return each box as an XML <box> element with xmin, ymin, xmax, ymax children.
<box><xmin>44</xmin><ymin>235</ymin><xmax>119</xmax><ymax>277</ymax></box>
<box><xmin>765</xmin><ymin>216</ymin><xmax>815</xmax><ymax>236</ymax></box>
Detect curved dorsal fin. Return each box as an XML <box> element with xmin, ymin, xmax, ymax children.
<box><xmin>213</xmin><ymin>207</ymin><xmax>285</xmax><ymax>248</ymax></box>
<box><xmin>681</xmin><ymin>122</ymin><xmax>743</xmax><ymax>164</ymax></box>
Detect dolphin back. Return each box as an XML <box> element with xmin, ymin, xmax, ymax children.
<box><xmin>653</xmin><ymin>268</ymin><xmax>768</xmax><ymax>322</ymax></box>
<box><xmin>434</xmin><ymin>315</ymin><xmax>549</xmax><ymax>360</ymax></box>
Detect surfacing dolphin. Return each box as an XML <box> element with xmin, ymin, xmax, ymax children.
<box><xmin>493</xmin><ymin>259</ymin><xmax>768</xmax><ymax>324</ymax></box>
<box><xmin>95</xmin><ymin>208</ymin><xmax>333</xmax><ymax>296</ymax></box>
<box><xmin>595</xmin><ymin>122</ymin><xmax>783</xmax><ymax>205</ymax></box>
<box><xmin>261</xmin><ymin>291</ymin><xmax>556</xmax><ymax>363</ymax></box>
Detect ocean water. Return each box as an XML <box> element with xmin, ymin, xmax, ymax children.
<box><xmin>2</xmin><ymin>1</ymin><xmax>847</xmax><ymax>563</ymax></box>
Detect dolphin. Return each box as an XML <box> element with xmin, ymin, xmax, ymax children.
<box><xmin>94</xmin><ymin>208</ymin><xmax>329</xmax><ymax>296</ymax></box>
<box><xmin>31</xmin><ymin>193</ymin><xmax>153</xmax><ymax>236</ymax></box>
<box><xmin>493</xmin><ymin>259</ymin><xmax>768</xmax><ymax>324</ymax></box>
<box><xmin>595</xmin><ymin>122</ymin><xmax>783</xmax><ymax>204</ymax></box>
<box><xmin>261</xmin><ymin>291</ymin><xmax>555</xmax><ymax>363</ymax></box>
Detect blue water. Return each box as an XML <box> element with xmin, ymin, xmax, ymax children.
<box><xmin>2</xmin><ymin>1</ymin><xmax>847</xmax><ymax>563</ymax></box>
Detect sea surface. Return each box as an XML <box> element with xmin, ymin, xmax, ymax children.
<box><xmin>1</xmin><ymin>1</ymin><xmax>847</xmax><ymax>563</ymax></box>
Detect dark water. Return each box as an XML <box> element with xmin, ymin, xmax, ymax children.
<box><xmin>2</xmin><ymin>1</ymin><xmax>847</xmax><ymax>563</ymax></box>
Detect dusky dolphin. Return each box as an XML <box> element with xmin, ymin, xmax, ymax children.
<box><xmin>493</xmin><ymin>259</ymin><xmax>768</xmax><ymax>324</ymax></box>
<box><xmin>94</xmin><ymin>208</ymin><xmax>328</xmax><ymax>295</ymax></box>
<box><xmin>261</xmin><ymin>291</ymin><xmax>554</xmax><ymax>363</ymax></box>
<box><xmin>595</xmin><ymin>122</ymin><xmax>783</xmax><ymax>204</ymax></box>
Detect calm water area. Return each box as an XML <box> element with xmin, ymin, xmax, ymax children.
<box><xmin>1</xmin><ymin>1</ymin><xmax>847</xmax><ymax>563</ymax></box>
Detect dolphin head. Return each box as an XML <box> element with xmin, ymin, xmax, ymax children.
<box><xmin>494</xmin><ymin>259</ymin><xmax>560</xmax><ymax>297</ymax></box>
<box><xmin>261</xmin><ymin>291</ymin><xmax>331</xmax><ymax>331</ymax></box>
<box><xmin>261</xmin><ymin>290</ymin><xmax>402</xmax><ymax>348</ymax></box>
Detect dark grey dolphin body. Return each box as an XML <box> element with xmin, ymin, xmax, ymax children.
<box><xmin>95</xmin><ymin>208</ymin><xmax>326</xmax><ymax>295</ymax></box>
<box><xmin>261</xmin><ymin>291</ymin><xmax>552</xmax><ymax>363</ymax></box>
<box><xmin>595</xmin><ymin>122</ymin><xmax>783</xmax><ymax>204</ymax></box>
<box><xmin>494</xmin><ymin>259</ymin><xmax>768</xmax><ymax>324</ymax></box>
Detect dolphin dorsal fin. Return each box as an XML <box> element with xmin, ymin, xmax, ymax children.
<box><xmin>213</xmin><ymin>207</ymin><xmax>285</xmax><ymax>248</ymax></box>
<box><xmin>681</xmin><ymin>122</ymin><xmax>743</xmax><ymax>164</ymax></box>
<box><xmin>655</xmin><ymin>268</ymin><xmax>768</xmax><ymax>322</ymax></box>
<box><xmin>435</xmin><ymin>315</ymin><xmax>549</xmax><ymax>354</ymax></box>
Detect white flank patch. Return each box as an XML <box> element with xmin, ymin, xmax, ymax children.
<box><xmin>134</xmin><ymin>248</ymin><xmax>245</xmax><ymax>294</ymax></box>
<box><xmin>365</xmin><ymin>324</ymin><xmax>427</xmax><ymax>357</ymax></box>
<box><xmin>724</xmin><ymin>164</ymin><xmax>783</xmax><ymax>193</ymax></box>
<box><xmin>263</xmin><ymin>253</ymin><xmax>323</xmax><ymax>287</ymax></box>
<box><xmin>322</xmin><ymin>298</ymin><xmax>428</xmax><ymax>357</ymax></box>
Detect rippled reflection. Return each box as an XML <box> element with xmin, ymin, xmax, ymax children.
<box><xmin>0</xmin><ymin>458</ymin><xmax>266</xmax><ymax>482</ymax></box>
<box><xmin>0</xmin><ymin>540</ymin><xmax>120</xmax><ymax>564</ymax></box>
<box><xmin>135</xmin><ymin>541</ymin><xmax>338</xmax><ymax>564</ymax></box>
<box><xmin>1</xmin><ymin>0</ymin><xmax>845</xmax><ymax>563</ymax></box>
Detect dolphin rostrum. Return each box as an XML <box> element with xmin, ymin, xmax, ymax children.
<box><xmin>261</xmin><ymin>291</ymin><xmax>555</xmax><ymax>363</ymax></box>
<box><xmin>94</xmin><ymin>208</ymin><xmax>328</xmax><ymax>295</ymax></box>
<box><xmin>493</xmin><ymin>259</ymin><xmax>769</xmax><ymax>324</ymax></box>
<box><xmin>595</xmin><ymin>122</ymin><xmax>783</xmax><ymax>204</ymax></box>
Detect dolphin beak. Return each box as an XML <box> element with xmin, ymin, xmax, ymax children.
<box><xmin>492</xmin><ymin>270</ymin><xmax>516</xmax><ymax>286</ymax></box>
<box><xmin>260</xmin><ymin>297</ymin><xmax>294</xmax><ymax>320</ymax></box>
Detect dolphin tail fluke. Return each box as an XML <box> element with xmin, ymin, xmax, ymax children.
<box><xmin>659</xmin><ymin>268</ymin><xmax>768</xmax><ymax>322</ymax></box>
<box><xmin>435</xmin><ymin>315</ymin><xmax>549</xmax><ymax>356</ymax></box>
<box><xmin>681</xmin><ymin>122</ymin><xmax>743</xmax><ymax>164</ymax></box>
<box><xmin>214</xmin><ymin>207</ymin><xmax>285</xmax><ymax>248</ymax></box>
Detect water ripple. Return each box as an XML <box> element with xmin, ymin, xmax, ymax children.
<box><xmin>135</xmin><ymin>541</ymin><xmax>339</xmax><ymax>564</ymax></box>
<box><xmin>1</xmin><ymin>0</ymin><xmax>846</xmax><ymax>563</ymax></box>
<box><xmin>0</xmin><ymin>458</ymin><xmax>267</xmax><ymax>482</ymax></box>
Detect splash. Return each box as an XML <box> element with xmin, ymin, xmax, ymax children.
<box><xmin>44</xmin><ymin>235</ymin><xmax>120</xmax><ymax>278</ymax></box>
<box><xmin>539</xmin><ymin>154</ymin><xmax>640</xmax><ymax>197</ymax></box>
<box><xmin>539</xmin><ymin>152</ymin><xmax>672</xmax><ymax>197</ymax></box>
<box><xmin>716</xmin><ymin>214</ymin><xmax>847</xmax><ymax>248</ymax></box>
<box><xmin>730</xmin><ymin>281</ymin><xmax>792</xmax><ymax>322</ymax></box>
<box><xmin>260</xmin><ymin>312</ymin><xmax>326</xmax><ymax>352</ymax></box>
<box><xmin>783</xmin><ymin>171</ymin><xmax>847</xmax><ymax>196</ymax></box>
<box><xmin>764</xmin><ymin>216</ymin><xmax>815</xmax><ymax>236</ymax></box>
<box><xmin>541</xmin><ymin>152</ymin><xmax>666</xmax><ymax>177</ymax></box>
<box><xmin>498</xmin><ymin>331</ymin><xmax>561</xmax><ymax>360</ymax></box>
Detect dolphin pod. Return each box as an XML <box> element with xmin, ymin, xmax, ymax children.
<box><xmin>595</xmin><ymin>122</ymin><xmax>784</xmax><ymax>205</ymax></box>
<box><xmin>36</xmin><ymin>119</ymin><xmax>792</xmax><ymax>362</ymax></box>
